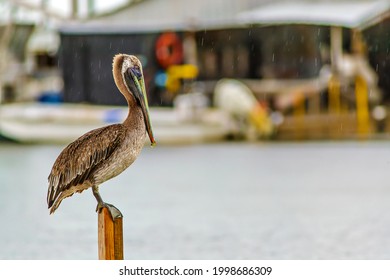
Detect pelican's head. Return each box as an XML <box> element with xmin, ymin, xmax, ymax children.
<box><xmin>113</xmin><ymin>54</ymin><xmax>156</xmax><ymax>146</ymax></box>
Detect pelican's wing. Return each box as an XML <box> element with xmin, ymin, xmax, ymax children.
<box><xmin>47</xmin><ymin>124</ymin><xmax>125</xmax><ymax>208</ymax></box>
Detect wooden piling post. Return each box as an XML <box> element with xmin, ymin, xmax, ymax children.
<box><xmin>98</xmin><ymin>207</ymin><xmax>124</xmax><ymax>260</ymax></box>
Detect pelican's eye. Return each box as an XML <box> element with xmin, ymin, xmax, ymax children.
<box><xmin>129</xmin><ymin>66</ymin><xmax>142</xmax><ymax>80</ymax></box>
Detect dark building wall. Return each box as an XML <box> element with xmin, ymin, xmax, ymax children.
<box><xmin>195</xmin><ymin>26</ymin><xmax>326</xmax><ymax>81</ymax></box>
<box><xmin>60</xmin><ymin>33</ymin><xmax>159</xmax><ymax>106</ymax></box>
<box><xmin>364</xmin><ymin>18</ymin><xmax>390</xmax><ymax>101</ymax></box>
<box><xmin>196</xmin><ymin>28</ymin><xmax>263</xmax><ymax>80</ymax></box>
<box><xmin>60</xmin><ymin>27</ymin><xmax>327</xmax><ymax>106</ymax></box>
<box><xmin>59</xmin><ymin>25</ymin><xmax>390</xmax><ymax>106</ymax></box>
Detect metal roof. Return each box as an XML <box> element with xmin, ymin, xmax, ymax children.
<box><xmin>59</xmin><ymin>0</ymin><xmax>264</xmax><ymax>33</ymax></box>
<box><xmin>237</xmin><ymin>0</ymin><xmax>390</xmax><ymax>30</ymax></box>
<box><xmin>60</xmin><ymin>0</ymin><xmax>390</xmax><ymax>34</ymax></box>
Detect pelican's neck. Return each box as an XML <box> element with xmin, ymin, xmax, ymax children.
<box><xmin>113</xmin><ymin>54</ymin><xmax>135</xmax><ymax>106</ymax></box>
<box><xmin>112</xmin><ymin>54</ymin><xmax>142</xmax><ymax>127</ymax></box>
<box><xmin>123</xmin><ymin>98</ymin><xmax>144</xmax><ymax>129</ymax></box>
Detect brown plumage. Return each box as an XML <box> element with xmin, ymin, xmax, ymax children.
<box><xmin>47</xmin><ymin>54</ymin><xmax>156</xmax><ymax>214</ymax></box>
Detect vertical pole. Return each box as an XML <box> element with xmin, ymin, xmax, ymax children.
<box><xmin>98</xmin><ymin>207</ymin><xmax>124</xmax><ymax>260</ymax></box>
<box><xmin>328</xmin><ymin>75</ymin><xmax>341</xmax><ymax>114</ymax></box>
<box><xmin>329</xmin><ymin>26</ymin><xmax>342</xmax><ymax>115</ymax></box>
<box><xmin>330</xmin><ymin>26</ymin><xmax>342</xmax><ymax>73</ymax></box>
<box><xmin>328</xmin><ymin>75</ymin><xmax>341</xmax><ymax>138</ymax></box>
<box><xmin>294</xmin><ymin>92</ymin><xmax>305</xmax><ymax>139</ymax></box>
<box><xmin>329</xmin><ymin>26</ymin><xmax>343</xmax><ymax>138</ymax></box>
<box><xmin>352</xmin><ymin>29</ymin><xmax>370</xmax><ymax>138</ymax></box>
<box><xmin>355</xmin><ymin>75</ymin><xmax>370</xmax><ymax>137</ymax></box>
<box><xmin>87</xmin><ymin>0</ymin><xmax>95</xmax><ymax>18</ymax></box>
<box><xmin>71</xmin><ymin>0</ymin><xmax>78</xmax><ymax>19</ymax></box>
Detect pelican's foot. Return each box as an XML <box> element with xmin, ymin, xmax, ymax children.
<box><xmin>96</xmin><ymin>202</ymin><xmax>123</xmax><ymax>220</ymax></box>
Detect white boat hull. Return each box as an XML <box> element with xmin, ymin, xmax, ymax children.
<box><xmin>0</xmin><ymin>103</ymin><xmax>229</xmax><ymax>144</ymax></box>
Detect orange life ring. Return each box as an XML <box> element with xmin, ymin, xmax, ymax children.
<box><xmin>155</xmin><ymin>32</ymin><xmax>183</xmax><ymax>69</ymax></box>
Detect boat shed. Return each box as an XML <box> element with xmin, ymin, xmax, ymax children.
<box><xmin>59</xmin><ymin>0</ymin><xmax>390</xmax><ymax>106</ymax></box>
<box><xmin>59</xmin><ymin>0</ymin><xmax>263</xmax><ymax>106</ymax></box>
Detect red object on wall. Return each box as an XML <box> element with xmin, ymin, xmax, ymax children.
<box><xmin>155</xmin><ymin>32</ymin><xmax>183</xmax><ymax>69</ymax></box>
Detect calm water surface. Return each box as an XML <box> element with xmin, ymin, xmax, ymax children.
<box><xmin>1</xmin><ymin>141</ymin><xmax>390</xmax><ymax>259</ymax></box>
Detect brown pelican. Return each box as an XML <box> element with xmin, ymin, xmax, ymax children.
<box><xmin>47</xmin><ymin>54</ymin><xmax>156</xmax><ymax>218</ymax></box>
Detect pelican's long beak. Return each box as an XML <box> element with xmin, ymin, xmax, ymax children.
<box><xmin>124</xmin><ymin>67</ymin><xmax>156</xmax><ymax>146</ymax></box>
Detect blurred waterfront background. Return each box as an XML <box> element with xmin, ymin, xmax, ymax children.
<box><xmin>1</xmin><ymin>0</ymin><xmax>390</xmax><ymax>259</ymax></box>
